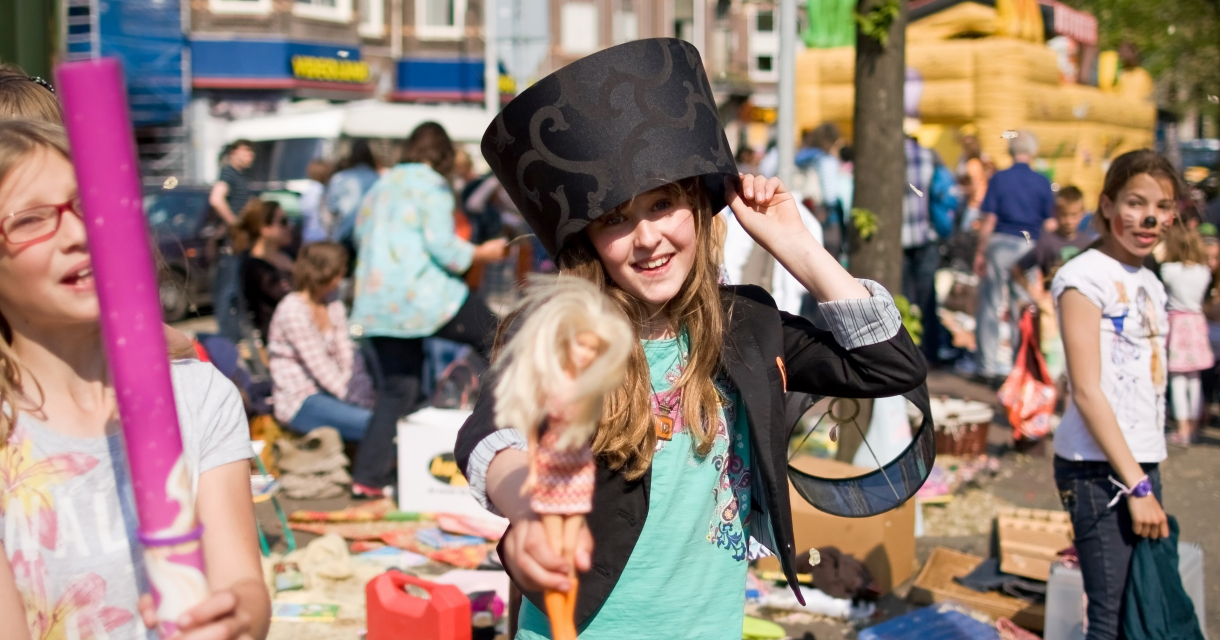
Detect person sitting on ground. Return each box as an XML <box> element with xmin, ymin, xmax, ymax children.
<box><xmin>236</xmin><ymin>199</ymin><xmax>294</xmax><ymax>340</ymax></box>
<box><xmin>268</xmin><ymin>241</ymin><xmax>374</xmax><ymax>441</ymax></box>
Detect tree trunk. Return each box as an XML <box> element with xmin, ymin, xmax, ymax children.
<box><xmin>849</xmin><ymin>0</ymin><xmax>907</xmax><ymax>295</ymax></box>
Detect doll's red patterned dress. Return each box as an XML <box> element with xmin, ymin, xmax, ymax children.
<box><xmin>530</xmin><ymin>417</ymin><xmax>596</xmax><ymax>515</ymax></box>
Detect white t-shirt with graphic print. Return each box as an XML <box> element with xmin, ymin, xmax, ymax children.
<box><xmin>1051</xmin><ymin>248</ymin><xmax>1168</xmax><ymax>463</ymax></box>
<box><xmin>0</xmin><ymin>360</ymin><xmax>252</xmax><ymax>639</ymax></box>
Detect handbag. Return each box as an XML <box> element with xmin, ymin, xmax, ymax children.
<box><xmin>997</xmin><ymin>306</ymin><xmax>1058</xmax><ymax>440</ymax></box>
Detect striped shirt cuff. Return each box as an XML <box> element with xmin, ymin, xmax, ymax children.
<box><xmin>464</xmin><ymin>428</ymin><xmax>528</xmax><ymax>517</ymax></box>
<box><xmin>817</xmin><ymin>279</ymin><xmax>904</xmax><ymax>349</ymax></box>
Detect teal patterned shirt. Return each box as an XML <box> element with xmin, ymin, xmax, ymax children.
<box><xmin>350</xmin><ymin>163</ymin><xmax>475</xmax><ymax>339</ymax></box>
<box><xmin>518</xmin><ymin>333</ymin><xmax>752</xmax><ymax>639</ymax></box>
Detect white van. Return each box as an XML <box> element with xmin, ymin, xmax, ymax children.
<box><xmin>211</xmin><ymin>100</ymin><xmax>495</xmax><ymax>191</ymax></box>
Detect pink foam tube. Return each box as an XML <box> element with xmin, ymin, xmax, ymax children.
<box><xmin>56</xmin><ymin>59</ymin><xmax>209</xmax><ymax>632</ymax></box>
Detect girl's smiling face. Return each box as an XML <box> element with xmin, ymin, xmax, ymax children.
<box><xmin>1100</xmin><ymin>172</ymin><xmax>1177</xmax><ymax>260</ymax></box>
<box><xmin>585</xmin><ymin>186</ymin><xmax>699</xmax><ymax>318</ymax></box>
<box><xmin>0</xmin><ymin>146</ymin><xmax>99</xmax><ymax>332</ymax></box>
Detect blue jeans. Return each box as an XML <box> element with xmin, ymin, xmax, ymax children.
<box><xmin>903</xmin><ymin>242</ymin><xmax>941</xmax><ymax>365</ymax></box>
<box><xmin>214</xmin><ymin>251</ymin><xmax>243</xmax><ymax>342</ymax></box>
<box><xmin>1055</xmin><ymin>457</ymin><xmax>1164</xmax><ymax>640</ymax></box>
<box><xmin>291</xmin><ymin>393</ymin><xmax>373</xmax><ymax>442</ymax></box>
<box><xmin>976</xmin><ymin>232</ymin><xmax>1033</xmax><ymax>377</ymax></box>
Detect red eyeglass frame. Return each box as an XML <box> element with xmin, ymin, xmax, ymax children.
<box><xmin>0</xmin><ymin>199</ymin><xmax>82</xmax><ymax>246</ymax></box>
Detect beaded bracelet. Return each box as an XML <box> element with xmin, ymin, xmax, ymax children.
<box><xmin>1107</xmin><ymin>474</ymin><xmax>1152</xmax><ymax>508</ymax></box>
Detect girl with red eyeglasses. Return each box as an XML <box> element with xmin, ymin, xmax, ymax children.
<box><xmin>0</xmin><ymin>120</ymin><xmax>270</xmax><ymax>639</ymax></box>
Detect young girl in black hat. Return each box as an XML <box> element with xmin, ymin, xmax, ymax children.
<box><xmin>455</xmin><ymin>38</ymin><xmax>925</xmax><ymax>639</ymax></box>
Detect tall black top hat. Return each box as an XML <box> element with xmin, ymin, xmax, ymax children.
<box><xmin>481</xmin><ymin>38</ymin><xmax>737</xmax><ymax>256</ymax></box>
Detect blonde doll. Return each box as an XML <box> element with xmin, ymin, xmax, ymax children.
<box><xmin>493</xmin><ymin>277</ymin><xmax>632</xmax><ymax>640</ymax></box>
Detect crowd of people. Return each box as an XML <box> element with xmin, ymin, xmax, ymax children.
<box><xmin>0</xmin><ymin>38</ymin><xmax>1209</xmax><ymax>640</ymax></box>
<box><xmin>210</xmin><ymin>125</ymin><xmax>513</xmax><ymax>500</ymax></box>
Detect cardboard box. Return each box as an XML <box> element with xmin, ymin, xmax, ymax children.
<box><xmin>757</xmin><ymin>456</ymin><xmax>916</xmax><ymax>594</ymax></box>
<box><xmin>996</xmin><ymin>507</ymin><xmax>1073</xmax><ymax>581</ymax></box>
<box><xmin>911</xmin><ymin>547</ymin><xmax>1046</xmax><ymax>631</ymax></box>
<box><xmin>396</xmin><ymin>407</ymin><xmax>507</xmax><ymax>527</ymax></box>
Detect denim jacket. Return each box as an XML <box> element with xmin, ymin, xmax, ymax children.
<box><xmin>326</xmin><ymin>163</ymin><xmax>381</xmax><ymax>243</ymax></box>
<box><xmin>350</xmin><ymin>163</ymin><xmax>474</xmax><ymax>338</ymax></box>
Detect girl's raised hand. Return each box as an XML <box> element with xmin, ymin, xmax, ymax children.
<box><xmin>725</xmin><ymin>174</ymin><xmax>869</xmax><ymax>302</ymax></box>
<box><xmin>725</xmin><ymin>174</ymin><xmax>807</xmax><ymax>252</ymax></box>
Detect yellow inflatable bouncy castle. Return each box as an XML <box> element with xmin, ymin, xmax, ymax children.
<box><xmin>795</xmin><ymin>0</ymin><xmax>1154</xmax><ymax>208</ymax></box>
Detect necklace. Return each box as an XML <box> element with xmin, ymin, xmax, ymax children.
<box><xmin>648</xmin><ymin>338</ymin><xmax>687</xmax><ymax>442</ymax></box>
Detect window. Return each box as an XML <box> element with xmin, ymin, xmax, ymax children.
<box><xmin>358</xmin><ymin>0</ymin><xmax>385</xmax><ymax>36</ymax></box>
<box><xmin>561</xmin><ymin>3</ymin><xmax>598</xmax><ymax>54</ymax></box>
<box><xmin>673</xmin><ymin>0</ymin><xmax>694</xmax><ymax>43</ymax></box>
<box><xmin>613</xmin><ymin>0</ymin><xmax>637</xmax><ymax>45</ymax></box>
<box><xmin>208</xmin><ymin>0</ymin><xmax>272</xmax><ymax>14</ymax></box>
<box><xmin>613</xmin><ymin>11</ymin><xmax>638</xmax><ymax>44</ymax></box>
<box><xmin>293</xmin><ymin>0</ymin><xmax>353</xmax><ymax>22</ymax></box>
<box><xmin>756</xmin><ymin>55</ymin><xmax>772</xmax><ymax>72</ymax></box>
<box><xmin>416</xmin><ymin>0</ymin><xmax>467</xmax><ymax>40</ymax></box>
<box><xmin>756</xmin><ymin>10</ymin><xmax>773</xmax><ymax>32</ymax></box>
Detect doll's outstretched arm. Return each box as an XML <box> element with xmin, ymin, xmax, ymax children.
<box><xmin>525</xmin><ymin>428</ymin><xmax>540</xmax><ymax>492</ymax></box>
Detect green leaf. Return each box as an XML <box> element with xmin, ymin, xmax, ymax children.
<box><xmin>853</xmin><ymin>0</ymin><xmax>901</xmax><ymax>48</ymax></box>
<box><xmin>894</xmin><ymin>294</ymin><xmax>924</xmax><ymax>346</ymax></box>
<box><xmin>850</xmin><ymin>207</ymin><xmax>879</xmax><ymax>241</ymax></box>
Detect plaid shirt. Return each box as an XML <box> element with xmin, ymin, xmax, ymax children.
<box><xmin>902</xmin><ymin>137</ymin><xmax>938</xmax><ymax>248</ymax></box>
<box><xmin>268</xmin><ymin>292</ymin><xmax>375</xmax><ymax>425</ymax></box>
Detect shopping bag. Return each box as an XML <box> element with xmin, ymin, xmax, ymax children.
<box><xmin>997</xmin><ymin>306</ymin><xmax>1057</xmax><ymax>440</ymax></box>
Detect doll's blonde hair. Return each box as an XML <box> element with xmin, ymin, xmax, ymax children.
<box><xmin>493</xmin><ymin>276</ymin><xmax>633</xmax><ymax>450</ymax></box>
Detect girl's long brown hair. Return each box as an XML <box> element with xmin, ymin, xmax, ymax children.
<box><xmin>496</xmin><ymin>177</ymin><xmax>727</xmax><ymax>480</ymax></box>
<box><xmin>0</xmin><ymin>120</ymin><xmax>71</xmax><ymax>444</ymax></box>
<box><xmin>232</xmin><ymin>198</ymin><xmax>281</xmax><ymax>253</ymax></box>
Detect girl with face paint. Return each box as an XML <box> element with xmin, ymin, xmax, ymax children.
<box><xmin>1050</xmin><ymin>150</ymin><xmax>1198</xmax><ymax>640</ymax></box>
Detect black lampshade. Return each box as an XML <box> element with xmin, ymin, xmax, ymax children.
<box><xmin>481</xmin><ymin>38</ymin><xmax>738</xmax><ymax>256</ymax></box>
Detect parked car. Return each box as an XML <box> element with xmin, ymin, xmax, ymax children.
<box><xmin>1181</xmin><ymin>139</ymin><xmax>1219</xmax><ymax>184</ymax></box>
<box><xmin>145</xmin><ymin>186</ymin><xmax>224</xmax><ymax>322</ymax></box>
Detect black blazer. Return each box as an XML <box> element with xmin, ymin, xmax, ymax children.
<box><xmin>455</xmin><ymin>285</ymin><xmax>926</xmax><ymax>626</ymax></box>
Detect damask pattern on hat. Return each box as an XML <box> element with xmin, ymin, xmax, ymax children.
<box><xmin>481</xmin><ymin>38</ymin><xmax>738</xmax><ymax>255</ymax></box>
